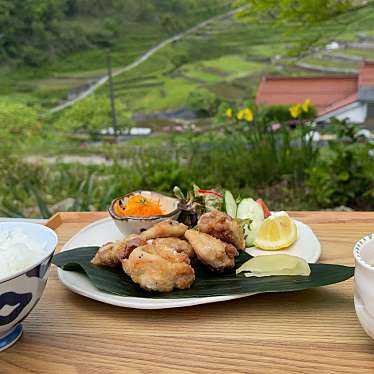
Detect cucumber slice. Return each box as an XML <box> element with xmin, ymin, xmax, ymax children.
<box><xmin>237</xmin><ymin>198</ymin><xmax>264</xmax><ymax>246</ymax></box>
<box><xmin>237</xmin><ymin>198</ymin><xmax>264</xmax><ymax>221</ymax></box>
<box><xmin>224</xmin><ymin>190</ymin><xmax>237</xmax><ymax>218</ymax></box>
<box><xmin>243</xmin><ymin>220</ymin><xmax>262</xmax><ymax>247</ymax></box>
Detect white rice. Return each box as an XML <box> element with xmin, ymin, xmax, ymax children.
<box><xmin>0</xmin><ymin>229</ymin><xmax>46</xmax><ymax>279</ymax></box>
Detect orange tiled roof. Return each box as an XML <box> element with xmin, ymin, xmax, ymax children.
<box><xmin>318</xmin><ymin>93</ymin><xmax>357</xmax><ymax>116</ymax></box>
<box><xmin>255</xmin><ymin>62</ymin><xmax>374</xmax><ymax>115</ymax></box>
<box><xmin>359</xmin><ymin>61</ymin><xmax>374</xmax><ymax>87</ymax></box>
<box><xmin>256</xmin><ymin>75</ymin><xmax>358</xmax><ymax>113</ymax></box>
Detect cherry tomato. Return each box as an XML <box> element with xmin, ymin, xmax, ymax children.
<box><xmin>256</xmin><ymin>198</ymin><xmax>271</xmax><ymax>218</ymax></box>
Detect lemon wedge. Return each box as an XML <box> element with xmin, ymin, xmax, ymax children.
<box><xmin>236</xmin><ymin>254</ymin><xmax>310</xmax><ymax>277</ymax></box>
<box><xmin>253</xmin><ymin>211</ymin><xmax>297</xmax><ymax>250</ymax></box>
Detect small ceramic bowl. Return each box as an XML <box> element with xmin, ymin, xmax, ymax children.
<box><xmin>353</xmin><ymin>233</ymin><xmax>374</xmax><ymax>339</ymax></box>
<box><xmin>0</xmin><ymin>222</ymin><xmax>58</xmax><ymax>351</ymax></box>
<box><xmin>109</xmin><ymin>191</ymin><xmax>181</xmax><ymax>236</ymax></box>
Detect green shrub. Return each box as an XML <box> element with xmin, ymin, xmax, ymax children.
<box><xmin>187</xmin><ymin>89</ymin><xmax>220</xmax><ymax>116</ymax></box>
<box><xmin>222</xmin><ymin>105</ymin><xmax>319</xmax><ymax>185</ymax></box>
<box><xmin>54</xmin><ymin>95</ymin><xmax>133</xmax><ymax>136</ymax></box>
<box><xmin>308</xmin><ymin>117</ymin><xmax>374</xmax><ymax>208</ymax></box>
<box><xmin>1</xmin><ymin>104</ymin><xmax>373</xmax><ymax>217</ymax></box>
<box><xmin>260</xmin><ymin>105</ymin><xmax>294</xmax><ymax>123</ymax></box>
<box><xmin>0</xmin><ymin>100</ymin><xmax>41</xmax><ymax>153</ymax></box>
<box><xmin>308</xmin><ymin>143</ymin><xmax>374</xmax><ymax>208</ymax></box>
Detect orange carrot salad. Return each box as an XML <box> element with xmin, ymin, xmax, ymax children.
<box><xmin>114</xmin><ymin>195</ymin><xmax>164</xmax><ymax>217</ymax></box>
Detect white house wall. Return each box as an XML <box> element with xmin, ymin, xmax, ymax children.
<box><xmin>317</xmin><ymin>102</ymin><xmax>367</xmax><ymax>123</ymax></box>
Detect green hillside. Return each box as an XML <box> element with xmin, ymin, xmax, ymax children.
<box><xmin>1</xmin><ymin>1</ymin><xmax>374</xmax><ymax>124</ymax></box>
<box><xmin>0</xmin><ymin>0</ymin><xmax>230</xmax><ymax>107</ymax></box>
<box><xmin>96</xmin><ymin>4</ymin><xmax>374</xmax><ymax>117</ymax></box>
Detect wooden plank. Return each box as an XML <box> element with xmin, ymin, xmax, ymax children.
<box><xmin>45</xmin><ymin>213</ymin><xmax>63</xmax><ymax>230</ymax></box>
<box><xmin>47</xmin><ymin>211</ymin><xmax>108</xmax><ymax>225</ymax></box>
<box><xmin>2</xmin><ymin>212</ymin><xmax>374</xmax><ymax>374</ymax></box>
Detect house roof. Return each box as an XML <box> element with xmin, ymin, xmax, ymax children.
<box><xmin>359</xmin><ymin>61</ymin><xmax>374</xmax><ymax>87</ymax></box>
<box><xmin>256</xmin><ymin>61</ymin><xmax>374</xmax><ymax>117</ymax></box>
<box><xmin>318</xmin><ymin>93</ymin><xmax>358</xmax><ymax>117</ymax></box>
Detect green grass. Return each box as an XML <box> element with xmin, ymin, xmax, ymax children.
<box><xmin>23</xmin><ymin>127</ymin><xmax>217</xmax><ymax>159</ymax></box>
<box><xmin>247</xmin><ymin>44</ymin><xmax>287</xmax><ymax>58</ymax></box>
<box><xmin>108</xmin><ymin>50</ymin><xmax>187</xmax><ymax>111</ymax></box>
<box><xmin>131</xmin><ymin>77</ymin><xmax>197</xmax><ymax>112</ymax></box>
<box><xmin>363</xmin><ymin>30</ymin><xmax>374</xmax><ymax>37</ymax></box>
<box><xmin>181</xmin><ymin>64</ymin><xmax>224</xmax><ymax>82</ymax></box>
<box><xmin>336</xmin><ymin>33</ymin><xmax>360</xmax><ymax>42</ymax></box>
<box><xmin>30</xmin><ymin>78</ymin><xmax>90</xmax><ymax>91</ymax></box>
<box><xmin>203</xmin><ymin>56</ymin><xmax>263</xmax><ymax>76</ymax></box>
<box><xmin>300</xmin><ymin>57</ymin><xmax>359</xmax><ymax>70</ymax></box>
<box><xmin>332</xmin><ymin>48</ymin><xmax>374</xmax><ymax>60</ymax></box>
<box><xmin>54</xmin><ymin>67</ymin><xmax>122</xmax><ymax>79</ymax></box>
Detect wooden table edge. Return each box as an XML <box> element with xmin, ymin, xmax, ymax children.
<box><xmin>45</xmin><ymin>211</ymin><xmax>374</xmax><ymax>231</ymax></box>
<box><xmin>46</xmin><ymin>211</ymin><xmax>109</xmax><ymax>229</ymax></box>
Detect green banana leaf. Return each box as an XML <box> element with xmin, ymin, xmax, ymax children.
<box><xmin>52</xmin><ymin>247</ymin><xmax>354</xmax><ymax>299</ymax></box>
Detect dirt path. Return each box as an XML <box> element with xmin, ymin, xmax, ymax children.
<box><xmin>49</xmin><ymin>6</ymin><xmax>246</xmax><ymax>113</ymax></box>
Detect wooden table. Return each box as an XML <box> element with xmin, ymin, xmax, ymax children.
<box><xmin>2</xmin><ymin>211</ymin><xmax>374</xmax><ymax>374</ymax></box>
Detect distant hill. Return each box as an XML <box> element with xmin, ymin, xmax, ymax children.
<box><xmin>1</xmin><ymin>0</ymin><xmax>373</xmax><ymax>122</ymax></box>
<box><xmin>0</xmin><ymin>0</ymin><xmax>229</xmax><ymax>67</ymax></box>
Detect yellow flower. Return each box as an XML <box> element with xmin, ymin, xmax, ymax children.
<box><xmin>237</xmin><ymin>108</ymin><xmax>253</xmax><ymax>123</ymax></box>
<box><xmin>289</xmin><ymin>104</ymin><xmax>302</xmax><ymax>119</ymax></box>
<box><xmin>226</xmin><ymin>108</ymin><xmax>233</xmax><ymax>119</ymax></box>
<box><xmin>244</xmin><ymin>108</ymin><xmax>253</xmax><ymax>123</ymax></box>
<box><xmin>302</xmin><ymin>99</ymin><xmax>311</xmax><ymax>113</ymax></box>
<box><xmin>237</xmin><ymin>109</ymin><xmax>245</xmax><ymax>121</ymax></box>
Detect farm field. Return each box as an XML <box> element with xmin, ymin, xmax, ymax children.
<box><xmin>3</xmin><ymin>3</ymin><xmax>374</xmax><ymax>117</ymax></box>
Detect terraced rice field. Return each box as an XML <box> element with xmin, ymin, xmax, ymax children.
<box><xmin>107</xmin><ymin>16</ymin><xmax>286</xmax><ymax>113</ymax></box>
<box><xmin>5</xmin><ymin>4</ymin><xmax>374</xmax><ymax>119</ymax></box>
<box><xmin>105</xmin><ymin>6</ymin><xmax>374</xmax><ymax>117</ymax></box>
<box><xmin>331</xmin><ymin>48</ymin><xmax>374</xmax><ymax>61</ymax></box>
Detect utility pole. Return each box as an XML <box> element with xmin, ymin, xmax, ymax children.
<box><xmin>107</xmin><ymin>49</ymin><xmax>118</xmax><ymax>141</ymax></box>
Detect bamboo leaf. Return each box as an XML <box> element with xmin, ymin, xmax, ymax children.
<box><xmin>53</xmin><ymin>247</ymin><xmax>354</xmax><ymax>299</ymax></box>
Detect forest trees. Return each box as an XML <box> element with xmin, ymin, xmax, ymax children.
<box><xmin>0</xmin><ymin>0</ymin><xmax>70</xmax><ymax>65</ymax></box>
<box><xmin>0</xmin><ymin>0</ymin><xmax>227</xmax><ymax>66</ymax></box>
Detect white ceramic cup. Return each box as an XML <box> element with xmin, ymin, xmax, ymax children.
<box><xmin>353</xmin><ymin>233</ymin><xmax>374</xmax><ymax>339</ymax></box>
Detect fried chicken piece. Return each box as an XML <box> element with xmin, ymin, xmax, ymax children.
<box><xmin>184</xmin><ymin>229</ymin><xmax>239</xmax><ymax>272</ymax></box>
<box><xmin>198</xmin><ymin>211</ymin><xmax>245</xmax><ymax>250</ymax></box>
<box><xmin>153</xmin><ymin>238</ymin><xmax>195</xmax><ymax>258</ymax></box>
<box><xmin>91</xmin><ymin>242</ymin><xmax>118</xmax><ymax>267</ymax></box>
<box><xmin>140</xmin><ymin>220</ymin><xmax>187</xmax><ymax>241</ymax></box>
<box><xmin>122</xmin><ymin>244</ymin><xmax>195</xmax><ymax>292</ymax></box>
<box><xmin>91</xmin><ymin>234</ymin><xmax>145</xmax><ymax>267</ymax></box>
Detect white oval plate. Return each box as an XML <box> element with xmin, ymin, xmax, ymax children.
<box><xmin>245</xmin><ymin>220</ymin><xmax>321</xmax><ymax>263</ymax></box>
<box><xmin>57</xmin><ymin>217</ymin><xmax>321</xmax><ymax>309</ymax></box>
